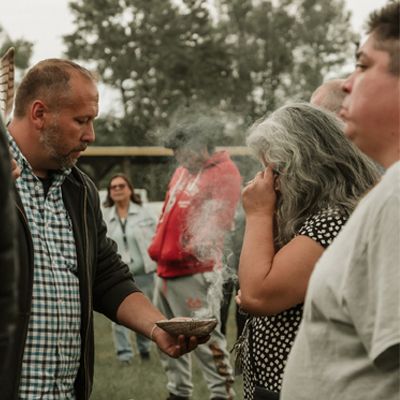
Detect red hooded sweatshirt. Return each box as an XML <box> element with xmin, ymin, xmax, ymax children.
<box><xmin>148</xmin><ymin>151</ymin><xmax>241</xmax><ymax>278</ymax></box>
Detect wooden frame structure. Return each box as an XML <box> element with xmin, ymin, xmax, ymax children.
<box><xmin>77</xmin><ymin>146</ymin><xmax>253</xmax><ymax>186</ymax></box>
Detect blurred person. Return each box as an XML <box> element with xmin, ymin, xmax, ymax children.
<box><xmin>0</xmin><ymin>116</ymin><xmax>18</xmax><ymax>385</ymax></box>
<box><xmin>281</xmin><ymin>3</ymin><xmax>400</xmax><ymax>400</ymax></box>
<box><xmin>310</xmin><ymin>78</ymin><xmax>346</xmax><ymax>115</ymax></box>
<box><xmin>148</xmin><ymin>114</ymin><xmax>242</xmax><ymax>400</ymax></box>
<box><xmin>103</xmin><ymin>173</ymin><xmax>157</xmax><ymax>363</ymax></box>
<box><xmin>237</xmin><ymin>103</ymin><xmax>380</xmax><ymax>399</ymax></box>
<box><xmin>6</xmin><ymin>58</ymin><xmax>206</xmax><ymax>400</ymax></box>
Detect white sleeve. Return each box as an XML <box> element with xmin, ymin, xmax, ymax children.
<box><xmin>346</xmin><ymin>193</ymin><xmax>400</xmax><ymax>368</ymax></box>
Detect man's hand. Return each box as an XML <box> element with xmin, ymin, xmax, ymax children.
<box><xmin>152</xmin><ymin>325</ymin><xmax>210</xmax><ymax>358</ymax></box>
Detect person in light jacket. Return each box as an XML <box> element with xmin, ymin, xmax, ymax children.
<box><xmin>103</xmin><ymin>173</ymin><xmax>158</xmax><ymax>363</ymax></box>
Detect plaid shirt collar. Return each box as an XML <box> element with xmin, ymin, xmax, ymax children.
<box><xmin>7</xmin><ymin>131</ymin><xmax>72</xmax><ymax>186</ymax></box>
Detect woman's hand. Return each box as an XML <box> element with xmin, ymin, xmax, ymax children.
<box><xmin>242</xmin><ymin>165</ymin><xmax>278</xmax><ymax>217</ymax></box>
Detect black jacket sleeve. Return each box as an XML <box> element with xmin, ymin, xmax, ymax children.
<box><xmin>0</xmin><ymin>119</ymin><xmax>18</xmax><ymax>375</ymax></box>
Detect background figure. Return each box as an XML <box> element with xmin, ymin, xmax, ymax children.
<box><xmin>0</xmin><ymin>116</ymin><xmax>18</xmax><ymax>384</ymax></box>
<box><xmin>148</xmin><ymin>114</ymin><xmax>242</xmax><ymax>400</ymax></box>
<box><xmin>282</xmin><ymin>3</ymin><xmax>400</xmax><ymax>399</ymax></box>
<box><xmin>310</xmin><ymin>78</ymin><xmax>346</xmax><ymax>115</ymax></box>
<box><xmin>238</xmin><ymin>103</ymin><xmax>380</xmax><ymax>399</ymax></box>
<box><xmin>103</xmin><ymin>173</ymin><xmax>157</xmax><ymax>363</ymax></box>
<box><xmin>5</xmin><ymin>58</ymin><xmax>203</xmax><ymax>400</ymax></box>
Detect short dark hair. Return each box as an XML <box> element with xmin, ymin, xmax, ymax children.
<box><xmin>14</xmin><ymin>59</ymin><xmax>96</xmax><ymax>117</ymax></box>
<box><xmin>367</xmin><ymin>1</ymin><xmax>400</xmax><ymax>75</ymax></box>
<box><xmin>163</xmin><ymin>114</ymin><xmax>224</xmax><ymax>153</ymax></box>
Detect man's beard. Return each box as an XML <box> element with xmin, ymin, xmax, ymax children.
<box><xmin>40</xmin><ymin>122</ymin><xmax>84</xmax><ymax>170</ymax></box>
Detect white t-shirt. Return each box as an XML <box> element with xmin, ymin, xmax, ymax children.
<box><xmin>281</xmin><ymin>161</ymin><xmax>400</xmax><ymax>400</ymax></box>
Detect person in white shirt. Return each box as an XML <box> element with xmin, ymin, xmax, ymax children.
<box><xmin>281</xmin><ymin>3</ymin><xmax>400</xmax><ymax>399</ymax></box>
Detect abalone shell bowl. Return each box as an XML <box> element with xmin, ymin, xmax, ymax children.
<box><xmin>155</xmin><ymin>318</ymin><xmax>218</xmax><ymax>337</ymax></box>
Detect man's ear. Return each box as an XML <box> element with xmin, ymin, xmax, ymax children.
<box><xmin>31</xmin><ymin>100</ymin><xmax>47</xmax><ymax>129</ymax></box>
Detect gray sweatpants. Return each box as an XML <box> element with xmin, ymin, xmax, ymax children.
<box><xmin>154</xmin><ymin>272</ymin><xmax>235</xmax><ymax>399</ymax></box>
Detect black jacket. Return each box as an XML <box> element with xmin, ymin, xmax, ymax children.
<box><xmin>0</xmin><ymin>121</ymin><xmax>18</xmax><ymax>385</ymax></box>
<box><xmin>6</xmin><ymin>166</ymin><xmax>139</xmax><ymax>399</ymax></box>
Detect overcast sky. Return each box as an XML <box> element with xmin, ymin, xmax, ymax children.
<box><xmin>1</xmin><ymin>0</ymin><xmax>389</xmax><ymax>64</ymax></box>
<box><xmin>0</xmin><ymin>0</ymin><xmax>388</xmax><ymax>114</ymax></box>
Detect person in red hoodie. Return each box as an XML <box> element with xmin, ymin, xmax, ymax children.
<box><xmin>149</xmin><ymin>114</ymin><xmax>242</xmax><ymax>400</ymax></box>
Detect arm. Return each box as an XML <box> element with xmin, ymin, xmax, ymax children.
<box><xmin>81</xmin><ymin>174</ymin><xmax>208</xmax><ymax>356</ymax></box>
<box><xmin>238</xmin><ymin>166</ymin><xmax>324</xmax><ymax>316</ymax></box>
<box><xmin>116</xmin><ymin>292</ymin><xmax>207</xmax><ymax>358</ymax></box>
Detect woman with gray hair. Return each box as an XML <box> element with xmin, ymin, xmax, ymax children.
<box><xmin>235</xmin><ymin>102</ymin><xmax>380</xmax><ymax>399</ymax></box>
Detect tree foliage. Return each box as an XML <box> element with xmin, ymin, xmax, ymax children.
<box><xmin>64</xmin><ymin>0</ymin><xmax>356</xmax><ymax>146</ymax></box>
<box><xmin>0</xmin><ymin>26</ymin><xmax>34</xmax><ymax>70</ymax></box>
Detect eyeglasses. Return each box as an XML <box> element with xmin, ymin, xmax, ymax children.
<box><xmin>110</xmin><ymin>183</ymin><xmax>127</xmax><ymax>191</ymax></box>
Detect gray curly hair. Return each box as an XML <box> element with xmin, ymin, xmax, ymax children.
<box><xmin>247</xmin><ymin>102</ymin><xmax>380</xmax><ymax>247</ymax></box>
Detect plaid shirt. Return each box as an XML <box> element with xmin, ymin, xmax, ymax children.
<box><xmin>9</xmin><ymin>135</ymin><xmax>81</xmax><ymax>399</ymax></box>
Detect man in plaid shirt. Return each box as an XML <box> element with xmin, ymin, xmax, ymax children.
<box><xmin>5</xmin><ymin>58</ymin><xmax>205</xmax><ymax>400</ymax></box>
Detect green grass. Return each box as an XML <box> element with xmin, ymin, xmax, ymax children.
<box><xmin>91</xmin><ymin>301</ymin><xmax>244</xmax><ymax>400</ymax></box>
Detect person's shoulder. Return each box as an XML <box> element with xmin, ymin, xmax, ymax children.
<box><xmin>316</xmin><ymin>206</ymin><xmax>347</xmax><ymax>221</ymax></box>
<box><xmin>209</xmin><ymin>151</ymin><xmax>241</xmax><ymax>177</ymax></box>
<box><xmin>359</xmin><ymin>161</ymin><xmax>400</xmax><ymax>212</ymax></box>
<box><xmin>298</xmin><ymin>206</ymin><xmax>348</xmax><ymax>248</ymax></box>
<box><xmin>380</xmin><ymin>162</ymin><xmax>400</xmax><ymax>194</ymax></box>
<box><xmin>66</xmin><ymin>166</ymin><xmax>93</xmax><ymax>185</ymax></box>
<box><xmin>65</xmin><ymin>166</ymin><xmax>99</xmax><ymax>200</ymax></box>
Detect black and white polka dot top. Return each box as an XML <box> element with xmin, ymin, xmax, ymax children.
<box><xmin>242</xmin><ymin>206</ymin><xmax>348</xmax><ymax>399</ymax></box>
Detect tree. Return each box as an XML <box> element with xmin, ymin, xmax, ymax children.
<box><xmin>64</xmin><ymin>0</ymin><xmax>234</xmax><ymax>145</ymax></box>
<box><xmin>0</xmin><ymin>25</ymin><xmax>33</xmax><ymax>70</ymax></box>
<box><xmin>284</xmin><ymin>0</ymin><xmax>356</xmax><ymax>100</ymax></box>
<box><xmin>64</xmin><ymin>0</ymin><xmax>356</xmax><ymax>145</ymax></box>
<box><xmin>215</xmin><ymin>0</ymin><xmax>356</xmax><ymax>119</ymax></box>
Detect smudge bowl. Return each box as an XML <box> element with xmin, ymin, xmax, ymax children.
<box><xmin>155</xmin><ymin>317</ymin><xmax>218</xmax><ymax>337</ymax></box>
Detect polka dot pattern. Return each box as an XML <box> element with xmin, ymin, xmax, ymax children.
<box><xmin>242</xmin><ymin>207</ymin><xmax>348</xmax><ymax>399</ymax></box>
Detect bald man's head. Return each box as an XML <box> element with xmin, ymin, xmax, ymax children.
<box><xmin>310</xmin><ymin>79</ymin><xmax>346</xmax><ymax>116</ymax></box>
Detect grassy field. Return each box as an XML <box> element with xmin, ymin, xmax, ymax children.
<box><xmin>91</xmin><ymin>302</ymin><xmax>244</xmax><ymax>400</ymax></box>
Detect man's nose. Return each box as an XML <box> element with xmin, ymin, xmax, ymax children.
<box><xmin>83</xmin><ymin>122</ymin><xmax>96</xmax><ymax>143</ymax></box>
<box><xmin>342</xmin><ymin>73</ymin><xmax>353</xmax><ymax>94</ymax></box>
